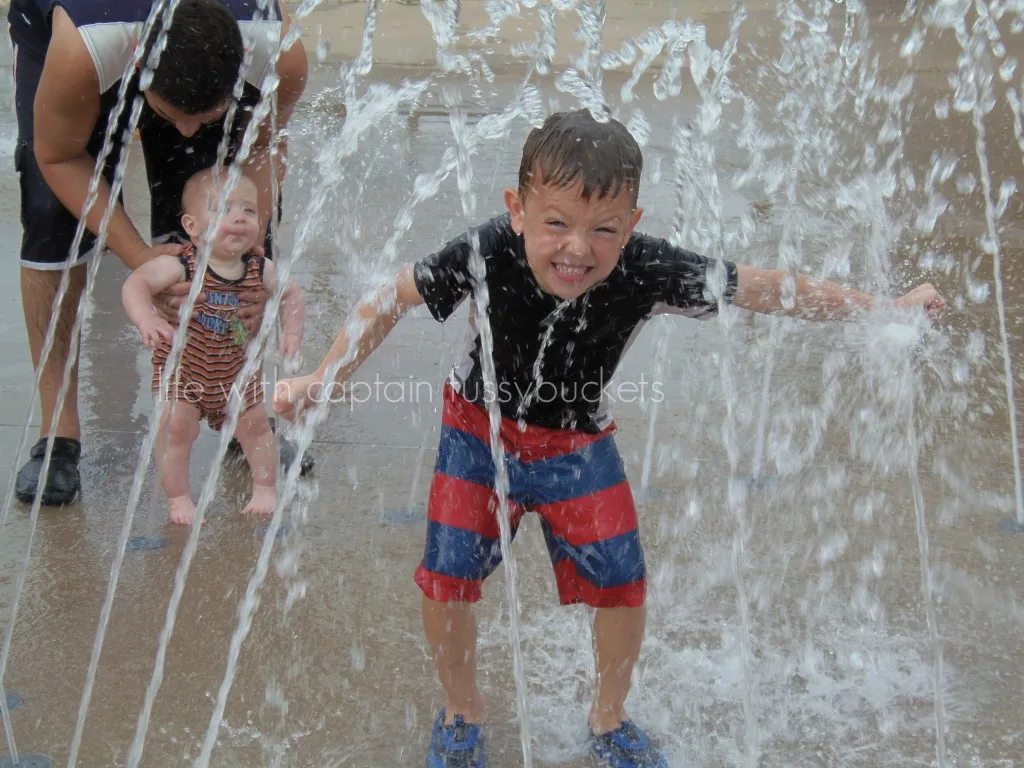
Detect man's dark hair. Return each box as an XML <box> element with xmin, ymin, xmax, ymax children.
<box><xmin>517</xmin><ymin>110</ymin><xmax>643</xmax><ymax>205</ymax></box>
<box><xmin>143</xmin><ymin>0</ymin><xmax>245</xmax><ymax>114</ymax></box>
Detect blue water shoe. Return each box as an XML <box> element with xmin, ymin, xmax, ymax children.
<box><xmin>590</xmin><ymin>720</ymin><xmax>669</xmax><ymax>768</ymax></box>
<box><xmin>426</xmin><ymin>709</ymin><xmax>485</xmax><ymax>768</ymax></box>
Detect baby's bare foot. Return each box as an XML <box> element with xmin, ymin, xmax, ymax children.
<box><xmin>168</xmin><ymin>495</ymin><xmax>197</xmax><ymax>525</ymax></box>
<box><xmin>241</xmin><ymin>484</ymin><xmax>276</xmax><ymax>516</ymax></box>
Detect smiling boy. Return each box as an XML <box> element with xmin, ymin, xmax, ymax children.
<box><xmin>274</xmin><ymin>109</ymin><xmax>944</xmax><ymax>768</ymax></box>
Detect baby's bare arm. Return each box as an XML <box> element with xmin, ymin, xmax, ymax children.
<box><xmin>263</xmin><ymin>260</ymin><xmax>305</xmax><ymax>341</ymax></box>
<box><xmin>122</xmin><ymin>255</ymin><xmax>187</xmax><ymax>329</ymax></box>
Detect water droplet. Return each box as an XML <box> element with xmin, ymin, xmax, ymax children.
<box><xmin>914</xmin><ymin>196</ymin><xmax>948</xmax><ymax>234</ymax></box>
<box><xmin>995</xmin><ymin>178</ymin><xmax>1016</xmax><ymax>219</ymax></box>
<box><xmin>351</xmin><ymin>642</ymin><xmax>365</xmax><ymax>672</ymax></box>
<box><xmin>956</xmin><ymin>173</ymin><xmax>976</xmax><ymax>193</ymax></box>
<box><xmin>819</xmin><ymin>531</ymin><xmax>849</xmax><ymax>563</ymax></box>
<box><xmin>900</xmin><ymin>31</ymin><xmax>924</xmax><ymax>58</ymax></box>
<box><xmin>685</xmin><ymin>498</ymin><xmax>701</xmax><ymax>520</ymax></box>
<box><xmin>780</xmin><ymin>273</ymin><xmax>796</xmax><ymax>310</ymax></box>
<box><xmin>316</xmin><ymin>39</ymin><xmax>330</xmax><ymax>65</ymax></box>
<box><xmin>855</xmin><ymin>497</ymin><xmax>874</xmax><ymax>523</ymax></box>
<box><xmin>967</xmin><ymin>279</ymin><xmax>990</xmax><ymax>303</ymax></box>
<box><xmin>953</xmin><ymin>77</ymin><xmax>979</xmax><ymax>112</ymax></box>
<box><xmin>928</xmin><ymin>0</ymin><xmax>972</xmax><ymax>29</ymax></box>
<box><xmin>626</xmin><ymin>111</ymin><xmax>651</xmax><ymax>148</ymax></box>
<box><xmin>967</xmin><ymin>330</ymin><xmax>985</xmax><ymax>361</ymax></box>
<box><xmin>1000</xmin><ymin>57</ymin><xmax>1017</xmax><ymax>81</ymax></box>
<box><xmin>934</xmin><ymin>98</ymin><xmax>950</xmax><ymax>119</ymax></box>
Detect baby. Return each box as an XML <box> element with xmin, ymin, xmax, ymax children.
<box><xmin>122</xmin><ymin>167</ymin><xmax>305</xmax><ymax>524</ymax></box>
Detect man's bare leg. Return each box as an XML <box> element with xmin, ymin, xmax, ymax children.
<box><xmin>15</xmin><ymin>264</ymin><xmax>86</xmax><ymax>505</ymax></box>
<box><xmin>21</xmin><ymin>264</ymin><xmax>85</xmax><ymax>441</ymax></box>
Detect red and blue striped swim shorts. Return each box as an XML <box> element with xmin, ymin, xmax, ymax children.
<box><xmin>413</xmin><ymin>384</ymin><xmax>646</xmax><ymax>608</ymax></box>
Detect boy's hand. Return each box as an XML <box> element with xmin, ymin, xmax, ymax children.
<box><xmin>893</xmin><ymin>283</ymin><xmax>946</xmax><ymax>318</ymax></box>
<box><xmin>278</xmin><ymin>332</ymin><xmax>302</xmax><ymax>373</ymax></box>
<box><xmin>138</xmin><ymin>316</ymin><xmax>175</xmax><ymax>351</ymax></box>
<box><xmin>273</xmin><ymin>373</ymin><xmax>327</xmax><ymax>422</ymax></box>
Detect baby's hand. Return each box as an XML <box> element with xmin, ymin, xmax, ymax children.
<box><xmin>278</xmin><ymin>332</ymin><xmax>303</xmax><ymax>373</ymax></box>
<box><xmin>273</xmin><ymin>373</ymin><xmax>327</xmax><ymax>422</ymax></box>
<box><xmin>893</xmin><ymin>283</ymin><xmax>946</xmax><ymax>319</ymax></box>
<box><xmin>139</xmin><ymin>316</ymin><xmax>175</xmax><ymax>350</ymax></box>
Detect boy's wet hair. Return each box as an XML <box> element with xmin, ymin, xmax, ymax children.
<box><xmin>518</xmin><ymin>110</ymin><xmax>643</xmax><ymax>205</ymax></box>
<box><xmin>143</xmin><ymin>0</ymin><xmax>245</xmax><ymax>115</ymax></box>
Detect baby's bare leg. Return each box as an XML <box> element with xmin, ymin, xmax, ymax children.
<box><xmin>155</xmin><ymin>400</ymin><xmax>201</xmax><ymax>525</ymax></box>
<box><xmin>232</xmin><ymin>404</ymin><xmax>277</xmax><ymax>516</ymax></box>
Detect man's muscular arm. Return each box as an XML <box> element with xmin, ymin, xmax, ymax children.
<box><xmin>33</xmin><ymin>7</ymin><xmax>180</xmax><ymax>271</ymax></box>
<box><xmin>236</xmin><ymin>5</ymin><xmax>308</xmax><ymax>333</ymax></box>
<box><xmin>242</xmin><ymin>4</ymin><xmax>307</xmax><ymax>237</ymax></box>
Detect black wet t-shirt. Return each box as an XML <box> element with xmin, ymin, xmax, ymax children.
<box><xmin>413</xmin><ymin>213</ymin><xmax>738</xmax><ymax>433</ymax></box>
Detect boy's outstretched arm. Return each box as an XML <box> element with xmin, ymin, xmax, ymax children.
<box><xmin>732</xmin><ymin>265</ymin><xmax>945</xmax><ymax>321</ymax></box>
<box><xmin>273</xmin><ymin>264</ymin><xmax>424</xmax><ymax>420</ymax></box>
<box><xmin>122</xmin><ymin>255</ymin><xmax>188</xmax><ymax>350</ymax></box>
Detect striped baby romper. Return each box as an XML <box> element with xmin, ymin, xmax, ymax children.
<box><xmin>151</xmin><ymin>245</ymin><xmax>266</xmax><ymax>431</ymax></box>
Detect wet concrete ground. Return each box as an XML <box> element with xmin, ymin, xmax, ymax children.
<box><xmin>1</xmin><ymin>2</ymin><xmax>1024</xmax><ymax>766</ymax></box>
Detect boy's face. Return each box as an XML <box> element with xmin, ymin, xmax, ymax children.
<box><xmin>504</xmin><ymin>178</ymin><xmax>643</xmax><ymax>300</ymax></box>
<box><xmin>181</xmin><ymin>175</ymin><xmax>261</xmax><ymax>260</ymax></box>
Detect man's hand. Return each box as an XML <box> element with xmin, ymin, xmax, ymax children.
<box><xmin>893</xmin><ymin>283</ymin><xmax>946</xmax><ymax>319</ymax></box>
<box><xmin>153</xmin><ymin>281</ymin><xmax>199</xmax><ymax>325</ymax></box>
<box><xmin>226</xmin><ymin>244</ymin><xmax>268</xmax><ymax>335</ymax></box>
<box><xmin>237</xmin><ymin>284</ymin><xmax>269</xmax><ymax>336</ymax></box>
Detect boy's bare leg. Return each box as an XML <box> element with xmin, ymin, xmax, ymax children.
<box><xmin>21</xmin><ymin>265</ymin><xmax>86</xmax><ymax>441</ymax></box>
<box><xmin>423</xmin><ymin>595</ymin><xmax>487</xmax><ymax>724</ymax></box>
<box><xmin>589</xmin><ymin>605</ymin><xmax>646</xmax><ymax>734</ymax></box>
<box><xmin>232</xmin><ymin>404</ymin><xmax>277</xmax><ymax>515</ymax></box>
<box><xmin>156</xmin><ymin>400</ymin><xmax>201</xmax><ymax>524</ymax></box>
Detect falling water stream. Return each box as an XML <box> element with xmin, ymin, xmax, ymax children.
<box><xmin>2</xmin><ymin>0</ymin><xmax>1024</xmax><ymax>765</ymax></box>
<box><xmin>0</xmin><ymin>2</ymin><xmax>196</xmax><ymax>763</ymax></box>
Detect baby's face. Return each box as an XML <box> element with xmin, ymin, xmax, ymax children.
<box><xmin>184</xmin><ymin>176</ymin><xmax>261</xmax><ymax>259</ymax></box>
<box><xmin>504</xmin><ymin>178</ymin><xmax>642</xmax><ymax>300</ymax></box>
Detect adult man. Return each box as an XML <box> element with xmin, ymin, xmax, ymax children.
<box><xmin>9</xmin><ymin>0</ymin><xmax>311</xmax><ymax>505</ymax></box>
